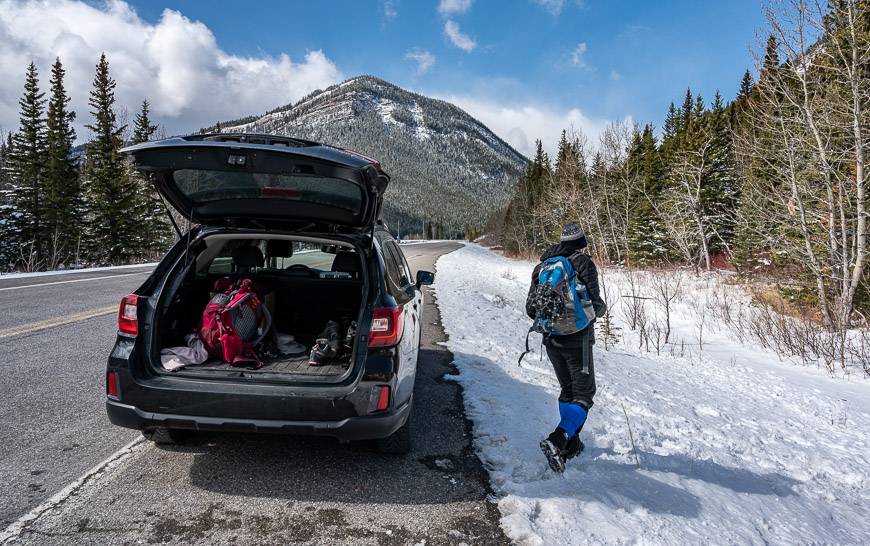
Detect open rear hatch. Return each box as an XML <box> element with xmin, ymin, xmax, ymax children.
<box><xmin>121</xmin><ymin>133</ymin><xmax>390</xmax><ymax>230</ymax></box>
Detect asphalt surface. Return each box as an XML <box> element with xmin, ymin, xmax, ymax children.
<box><xmin>0</xmin><ymin>266</ymin><xmax>155</xmax><ymax>532</ymax></box>
<box><xmin>1</xmin><ymin>241</ymin><xmax>508</xmax><ymax>545</ymax></box>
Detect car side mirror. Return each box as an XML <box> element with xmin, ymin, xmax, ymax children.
<box><xmin>415</xmin><ymin>270</ymin><xmax>435</xmax><ymax>288</ymax></box>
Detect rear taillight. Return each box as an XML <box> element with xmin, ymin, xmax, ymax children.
<box><xmin>118</xmin><ymin>294</ymin><xmax>139</xmax><ymax>336</ymax></box>
<box><xmin>368</xmin><ymin>306</ymin><xmax>404</xmax><ymax>347</ymax></box>
<box><xmin>106</xmin><ymin>371</ymin><xmax>119</xmax><ymax>399</ymax></box>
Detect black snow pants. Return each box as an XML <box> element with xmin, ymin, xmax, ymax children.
<box><xmin>544</xmin><ymin>326</ymin><xmax>596</xmax><ymax>410</ymax></box>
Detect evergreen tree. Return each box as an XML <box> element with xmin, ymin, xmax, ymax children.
<box><xmin>132</xmin><ymin>99</ymin><xmax>157</xmax><ymax>144</ymax></box>
<box><xmin>680</xmin><ymin>88</ymin><xmax>694</xmax><ymax>131</ymax></box>
<box><xmin>702</xmin><ymin>90</ymin><xmax>739</xmax><ymax>253</ymax></box>
<box><xmin>692</xmin><ymin>93</ymin><xmax>705</xmax><ymax>121</ymax></box>
<box><xmin>553</xmin><ymin>130</ymin><xmax>573</xmax><ymax>175</ymax></box>
<box><xmin>729</xmin><ymin>69</ymin><xmax>754</xmax><ymax>129</ymax></box>
<box><xmin>82</xmin><ymin>54</ymin><xmax>137</xmax><ymax>265</ymax></box>
<box><xmin>0</xmin><ymin>132</ymin><xmax>17</xmax><ymax>271</ymax></box>
<box><xmin>662</xmin><ymin>102</ymin><xmax>678</xmax><ymax>145</ymax></box>
<box><xmin>130</xmin><ymin>99</ymin><xmax>172</xmax><ymax>258</ymax></box>
<box><xmin>761</xmin><ymin>35</ymin><xmax>780</xmax><ymax>81</ymax></box>
<box><xmin>43</xmin><ymin>57</ymin><xmax>81</xmax><ymax>267</ymax></box>
<box><xmin>501</xmin><ymin>142</ymin><xmax>552</xmax><ymax>254</ymax></box>
<box><xmin>733</xmin><ymin>35</ymin><xmax>785</xmax><ymax>269</ymax></box>
<box><xmin>660</xmin><ymin>101</ymin><xmax>680</xmax><ymax>171</ymax></box>
<box><xmin>6</xmin><ymin>62</ymin><xmax>47</xmax><ymax>268</ymax></box>
<box><xmin>527</xmin><ymin>139</ymin><xmax>551</xmax><ymax>208</ymax></box>
<box><xmin>626</xmin><ymin>125</ymin><xmax>670</xmax><ymax>264</ymax></box>
<box><xmin>0</xmin><ymin>133</ymin><xmax>8</xmax><ymax>191</ymax></box>
<box><xmin>738</xmin><ymin>69</ymin><xmax>753</xmax><ymax>98</ymax></box>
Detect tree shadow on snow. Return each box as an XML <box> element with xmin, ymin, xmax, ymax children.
<box><xmin>628</xmin><ymin>449</ymin><xmax>800</xmax><ymax>497</ymax></box>
<box><xmin>450</xmin><ymin>350</ymin><xmax>799</xmax><ymax>519</ymax></box>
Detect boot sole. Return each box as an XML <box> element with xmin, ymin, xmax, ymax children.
<box><xmin>540</xmin><ymin>439</ymin><xmax>566</xmax><ymax>474</ymax></box>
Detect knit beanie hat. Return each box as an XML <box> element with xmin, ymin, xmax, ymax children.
<box><xmin>560</xmin><ymin>224</ymin><xmax>588</xmax><ymax>248</ymax></box>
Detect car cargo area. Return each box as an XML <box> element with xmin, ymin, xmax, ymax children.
<box><xmin>155</xmin><ymin>235</ymin><xmax>365</xmax><ymax>381</ymax></box>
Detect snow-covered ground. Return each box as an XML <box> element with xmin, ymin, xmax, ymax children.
<box><xmin>433</xmin><ymin>244</ymin><xmax>870</xmax><ymax>545</ymax></box>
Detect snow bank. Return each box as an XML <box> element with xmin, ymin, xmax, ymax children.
<box><xmin>433</xmin><ymin>244</ymin><xmax>870</xmax><ymax>545</ymax></box>
<box><xmin>0</xmin><ymin>262</ymin><xmax>157</xmax><ymax>280</ymax></box>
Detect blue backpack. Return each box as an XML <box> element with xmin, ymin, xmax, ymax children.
<box><xmin>519</xmin><ymin>254</ymin><xmax>595</xmax><ymax>365</ymax></box>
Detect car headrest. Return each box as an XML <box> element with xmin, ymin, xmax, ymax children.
<box><xmin>331</xmin><ymin>251</ymin><xmax>360</xmax><ymax>277</ymax></box>
<box><xmin>232</xmin><ymin>245</ymin><xmax>264</xmax><ymax>269</ymax></box>
<box><xmin>266</xmin><ymin>240</ymin><xmax>293</xmax><ymax>258</ymax></box>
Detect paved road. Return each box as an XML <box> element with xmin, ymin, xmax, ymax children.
<box><xmin>1</xmin><ymin>242</ymin><xmax>507</xmax><ymax>544</ymax></box>
<box><xmin>0</xmin><ymin>266</ymin><xmax>155</xmax><ymax>532</ymax></box>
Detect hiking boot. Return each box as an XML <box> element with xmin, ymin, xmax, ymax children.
<box><xmin>563</xmin><ymin>434</ymin><xmax>585</xmax><ymax>460</ymax></box>
<box><xmin>308</xmin><ymin>338</ymin><xmax>331</xmax><ymax>366</ymax></box>
<box><xmin>540</xmin><ymin>428</ymin><xmax>568</xmax><ymax>474</ymax></box>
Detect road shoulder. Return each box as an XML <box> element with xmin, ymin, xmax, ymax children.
<box><xmin>5</xmin><ymin>242</ymin><xmax>507</xmax><ymax>545</ymax></box>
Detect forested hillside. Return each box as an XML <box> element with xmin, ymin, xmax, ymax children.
<box><xmin>0</xmin><ymin>70</ymin><xmax>525</xmax><ymax>272</ymax></box>
<box><xmin>210</xmin><ymin>76</ymin><xmax>527</xmax><ymax>237</ymax></box>
<box><xmin>499</xmin><ymin>0</ymin><xmax>869</xmax><ymax>368</ymax></box>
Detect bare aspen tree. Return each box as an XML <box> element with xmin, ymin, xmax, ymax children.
<box><xmin>598</xmin><ymin>121</ymin><xmax>637</xmax><ymax>264</ymax></box>
<box><xmin>665</xmin><ymin>125</ymin><xmax>718</xmax><ymax>271</ymax></box>
<box><xmin>738</xmin><ymin>0</ymin><xmax>869</xmax><ymax>343</ymax></box>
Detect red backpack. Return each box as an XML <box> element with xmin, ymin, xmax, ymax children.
<box><xmin>199</xmin><ymin>277</ymin><xmax>272</xmax><ymax>367</ymax></box>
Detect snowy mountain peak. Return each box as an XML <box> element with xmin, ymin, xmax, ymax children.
<box><xmin>209</xmin><ymin>76</ymin><xmax>527</xmax><ymax>234</ymax></box>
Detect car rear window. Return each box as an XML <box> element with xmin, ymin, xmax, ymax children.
<box><xmin>172</xmin><ymin>169</ymin><xmax>363</xmax><ymax>212</ymax></box>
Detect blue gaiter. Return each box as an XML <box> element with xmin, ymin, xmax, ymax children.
<box><xmin>558</xmin><ymin>401</ymin><xmax>588</xmax><ymax>437</ymax></box>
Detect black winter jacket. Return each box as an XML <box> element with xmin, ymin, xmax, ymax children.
<box><xmin>525</xmin><ymin>243</ymin><xmax>607</xmax><ymax>322</ymax></box>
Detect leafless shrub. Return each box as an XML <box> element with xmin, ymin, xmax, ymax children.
<box><xmin>651</xmin><ymin>271</ymin><xmax>682</xmax><ymax>344</ymax></box>
<box><xmin>621</xmin><ymin>270</ymin><xmax>651</xmax><ymax>331</ymax></box>
<box><xmin>597</xmin><ymin>267</ymin><xmax>621</xmax><ymax>349</ymax></box>
<box><xmin>708</xmin><ymin>291</ymin><xmax>869</xmax><ymax>375</ymax></box>
<box><xmin>696</xmin><ymin>300</ymin><xmax>707</xmax><ymax>351</ymax></box>
<box><xmin>44</xmin><ymin>227</ymin><xmax>66</xmax><ymax>272</ymax></box>
<box><xmin>649</xmin><ymin>320</ymin><xmax>665</xmax><ymax>355</ymax></box>
<box><xmin>636</xmin><ymin>302</ymin><xmax>649</xmax><ymax>352</ymax></box>
<box><xmin>16</xmin><ymin>240</ymin><xmax>42</xmax><ymax>273</ymax></box>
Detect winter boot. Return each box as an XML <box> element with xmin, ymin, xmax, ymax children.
<box><xmin>540</xmin><ymin>428</ymin><xmax>569</xmax><ymax>473</ymax></box>
<box><xmin>563</xmin><ymin>434</ymin><xmax>585</xmax><ymax>460</ymax></box>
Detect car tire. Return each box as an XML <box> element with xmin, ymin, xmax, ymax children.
<box><xmin>142</xmin><ymin>427</ymin><xmax>192</xmax><ymax>445</ymax></box>
<box><xmin>376</xmin><ymin>420</ymin><xmax>411</xmax><ymax>455</ymax></box>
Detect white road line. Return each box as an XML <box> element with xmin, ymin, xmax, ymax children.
<box><xmin>0</xmin><ymin>271</ymin><xmax>148</xmax><ymax>292</ymax></box>
<box><xmin>0</xmin><ymin>437</ymin><xmax>148</xmax><ymax>544</ymax></box>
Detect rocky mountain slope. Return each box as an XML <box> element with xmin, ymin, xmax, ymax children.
<box><xmin>208</xmin><ymin>76</ymin><xmax>527</xmax><ymax>235</ymax></box>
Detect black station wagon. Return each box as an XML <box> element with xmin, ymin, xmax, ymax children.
<box><xmin>105</xmin><ymin>133</ymin><xmax>434</xmax><ymax>454</ymax></box>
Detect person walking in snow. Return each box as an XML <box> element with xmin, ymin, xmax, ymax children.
<box><xmin>525</xmin><ymin>224</ymin><xmax>606</xmax><ymax>473</ymax></box>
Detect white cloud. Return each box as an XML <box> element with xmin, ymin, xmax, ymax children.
<box><xmin>383</xmin><ymin>0</ymin><xmax>398</xmax><ymax>20</ymax></box>
<box><xmin>444</xmin><ymin>20</ymin><xmax>477</xmax><ymax>52</ymax></box>
<box><xmin>610</xmin><ymin>69</ymin><xmax>622</xmax><ymax>80</ymax></box>
<box><xmin>570</xmin><ymin>42</ymin><xmax>588</xmax><ymax>67</ymax></box>
<box><xmin>0</xmin><ymin>0</ymin><xmax>342</xmax><ymax>139</ymax></box>
<box><xmin>438</xmin><ymin>0</ymin><xmax>472</xmax><ymax>16</ymax></box>
<box><xmin>439</xmin><ymin>94</ymin><xmax>613</xmax><ymax>158</ymax></box>
<box><xmin>405</xmin><ymin>48</ymin><xmax>435</xmax><ymax>75</ymax></box>
<box><xmin>532</xmin><ymin>0</ymin><xmax>566</xmax><ymax>16</ymax></box>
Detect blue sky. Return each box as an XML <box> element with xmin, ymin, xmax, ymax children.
<box><xmin>0</xmin><ymin>0</ymin><xmax>766</xmax><ymax>155</ymax></box>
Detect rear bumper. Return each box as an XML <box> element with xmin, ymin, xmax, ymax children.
<box><xmin>106</xmin><ymin>397</ymin><xmax>410</xmax><ymax>442</ymax></box>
